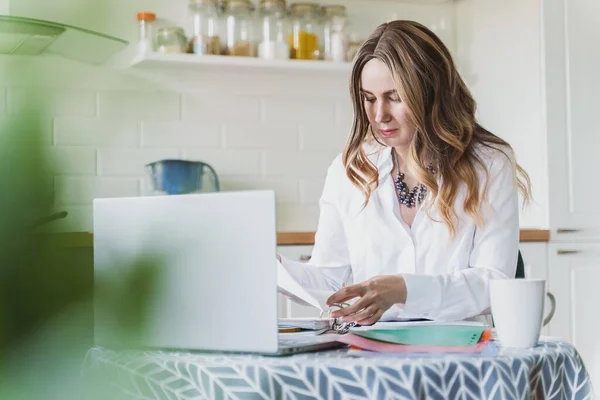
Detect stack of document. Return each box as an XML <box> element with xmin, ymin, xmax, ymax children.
<box><xmin>276</xmin><ymin>259</ymin><xmax>494</xmax><ymax>354</ymax></box>
<box><xmin>339</xmin><ymin>321</ymin><xmax>492</xmax><ymax>355</ymax></box>
<box><xmin>277</xmin><ymin>259</ymin><xmax>336</xmax><ymax>334</ymax></box>
<box><xmin>278</xmin><ymin>317</ymin><xmax>331</xmax><ymax>331</ymax></box>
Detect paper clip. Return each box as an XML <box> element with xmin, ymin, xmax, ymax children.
<box><xmin>319</xmin><ymin>302</ymin><xmax>357</xmax><ymax>334</ymax></box>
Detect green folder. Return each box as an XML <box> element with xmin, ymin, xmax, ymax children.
<box><xmin>350</xmin><ymin>325</ymin><xmax>486</xmax><ymax>346</ymax></box>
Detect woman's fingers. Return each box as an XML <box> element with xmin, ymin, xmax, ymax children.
<box><xmin>357</xmin><ymin>309</ymin><xmax>384</xmax><ymax>326</ymax></box>
<box><xmin>327</xmin><ymin>283</ymin><xmax>365</xmax><ymax>308</ymax></box>
<box><xmin>344</xmin><ymin>305</ymin><xmax>378</xmax><ymax>324</ymax></box>
<box><xmin>331</xmin><ymin>295</ymin><xmax>371</xmax><ymax>318</ymax></box>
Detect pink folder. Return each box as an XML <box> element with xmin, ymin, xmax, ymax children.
<box><xmin>338</xmin><ymin>333</ymin><xmax>490</xmax><ymax>353</ymax></box>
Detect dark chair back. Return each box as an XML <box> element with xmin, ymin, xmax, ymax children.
<box><xmin>516</xmin><ymin>250</ymin><xmax>525</xmax><ymax>279</ymax></box>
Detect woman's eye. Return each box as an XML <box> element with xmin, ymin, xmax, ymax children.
<box><xmin>390</xmin><ymin>96</ymin><xmax>401</xmax><ymax>102</ymax></box>
<box><xmin>364</xmin><ymin>97</ymin><xmax>376</xmax><ymax>103</ymax></box>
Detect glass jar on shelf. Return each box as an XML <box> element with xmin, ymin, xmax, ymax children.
<box><xmin>347</xmin><ymin>31</ymin><xmax>364</xmax><ymax>62</ymax></box>
<box><xmin>136</xmin><ymin>11</ymin><xmax>156</xmax><ymax>53</ymax></box>
<box><xmin>188</xmin><ymin>0</ymin><xmax>221</xmax><ymax>55</ymax></box>
<box><xmin>288</xmin><ymin>2</ymin><xmax>321</xmax><ymax>60</ymax></box>
<box><xmin>322</xmin><ymin>5</ymin><xmax>348</xmax><ymax>62</ymax></box>
<box><xmin>257</xmin><ymin>0</ymin><xmax>289</xmax><ymax>60</ymax></box>
<box><xmin>156</xmin><ymin>27</ymin><xmax>188</xmax><ymax>53</ymax></box>
<box><xmin>222</xmin><ymin>0</ymin><xmax>256</xmax><ymax>57</ymax></box>
<box><xmin>217</xmin><ymin>0</ymin><xmax>227</xmax><ymax>13</ymax></box>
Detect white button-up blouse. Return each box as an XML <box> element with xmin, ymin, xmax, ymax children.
<box><xmin>280</xmin><ymin>142</ymin><xmax>519</xmax><ymax>322</ymax></box>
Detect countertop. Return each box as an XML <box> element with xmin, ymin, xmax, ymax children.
<box><xmin>278</xmin><ymin>230</ymin><xmax>550</xmax><ymax>245</ymax></box>
<box><xmin>38</xmin><ymin>229</ymin><xmax>550</xmax><ymax>248</ymax></box>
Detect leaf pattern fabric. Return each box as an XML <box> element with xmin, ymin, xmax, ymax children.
<box><xmin>83</xmin><ymin>340</ymin><xmax>593</xmax><ymax>400</ymax></box>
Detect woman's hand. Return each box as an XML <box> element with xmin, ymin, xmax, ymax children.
<box><xmin>326</xmin><ymin>275</ymin><xmax>407</xmax><ymax>325</ymax></box>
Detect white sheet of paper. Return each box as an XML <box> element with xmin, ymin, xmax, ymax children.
<box><xmin>276</xmin><ymin>261</ymin><xmax>332</xmax><ymax>312</ymax></box>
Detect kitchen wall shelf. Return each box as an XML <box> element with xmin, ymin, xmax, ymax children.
<box><xmin>379</xmin><ymin>0</ymin><xmax>453</xmax><ymax>2</ymax></box>
<box><xmin>123</xmin><ymin>51</ymin><xmax>353</xmax><ymax>74</ymax></box>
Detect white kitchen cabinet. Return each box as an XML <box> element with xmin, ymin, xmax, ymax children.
<box><xmin>544</xmin><ymin>0</ymin><xmax>600</xmax><ymax>242</ymax></box>
<box><xmin>541</xmin><ymin>0</ymin><xmax>600</xmax><ymax>389</ymax></box>
<box><xmin>519</xmin><ymin>243</ymin><xmax>548</xmax><ymax>281</ymax></box>
<box><xmin>548</xmin><ymin>243</ymin><xmax>600</xmax><ymax>390</ymax></box>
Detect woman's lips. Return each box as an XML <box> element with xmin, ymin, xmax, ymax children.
<box><xmin>379</xmin><ymin>129</ymin><xmax>398</xmax><ymax>137</ymax></box>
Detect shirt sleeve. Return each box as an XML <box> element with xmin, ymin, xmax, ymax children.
<box><xmin>398</xmin><ymin>149</ymin><xmax>520</xmax><ymax>321</ymax></box>
<box><xmin>279</xmin><ymin>156</ymin><xmax>352</xmax><ymax>292</ymax></box>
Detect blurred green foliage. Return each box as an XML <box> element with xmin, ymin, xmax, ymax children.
<box><xmin>0</xmin><ymin>104</ymin><xmax>161</xmax><ymax>398</ymax></box>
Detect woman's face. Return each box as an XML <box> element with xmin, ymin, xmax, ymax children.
<box><xmin>360</xmin><ymin>59</ymin><xmax>415</xmax><ymax>149</ymax></box>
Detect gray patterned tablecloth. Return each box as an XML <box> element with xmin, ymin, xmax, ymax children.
<box><xmin>83</xmin><ymin>340</ymin><xmax>593</xmax><ymax>399</ymax></box>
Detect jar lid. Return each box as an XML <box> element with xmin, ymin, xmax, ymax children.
<box><xmin>224</xmin><ymin>0</ymin><xmax>253</xmax><ymax>11</ymax></box>
<box><xmin>189</xmin><ymin>0</ymin><xmax>218</xmax><ymax>4</ymax></box>
<box><xmin>136</xmin><ymin>12</ymin><xmax>157</xmax><ymax>21</ymax></box>
<box><xmin>321</xmin><ymin>5</ymin><xmax>346</xmax><ymax>16</ymax></box>
<box><xmin>259</xmin><ymin>0</ymin><xmax>286</xmax><ymax>10</ymax></box>
<box><xmin>289</xmin><ymin>2</ymin><xmax>321</xmax><ymax>13</ymax></box>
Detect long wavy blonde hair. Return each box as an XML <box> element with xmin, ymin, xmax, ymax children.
<box><xmin>343</xmin><ymin>20</ymin><xmax>531</xmax><ymax>236</ymax></box>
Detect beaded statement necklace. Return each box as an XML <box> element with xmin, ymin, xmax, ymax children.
<box><xmin>392</xmin><ymin>151</ymin><xmax>434</xmax><ymax>208</ymax></box>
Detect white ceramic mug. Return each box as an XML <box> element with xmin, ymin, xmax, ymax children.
<box><xmin>490</xmin><ymin>279</ymin><xmax>556</xmax><ymax>348</ymax></box>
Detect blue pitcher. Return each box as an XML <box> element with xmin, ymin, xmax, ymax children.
<box><xmin>145</xmin><ymin>159</ymin><xmax>221</xmax><ymax>195</ymax></box>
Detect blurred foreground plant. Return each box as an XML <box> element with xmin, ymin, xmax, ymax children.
<box><xmin>0</xmin><ymin>105</ymin><xmax>162</xmax><ymax>399</ymax></box>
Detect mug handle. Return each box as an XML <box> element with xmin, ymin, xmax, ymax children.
<box><xmin>543</xmin><ymin>292</ymin><xmax>556</xmax><ymax>327</ymax></box>
<box><xmin>202</xmin><ymin>163</ymin><xmax>221</xmax><ymax>192</ymax></box>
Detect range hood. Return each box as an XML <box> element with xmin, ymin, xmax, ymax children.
<box><xmin>0</xmin><ymin>15</ymin><xmax>128</xmax><ymax>65</ymax></box>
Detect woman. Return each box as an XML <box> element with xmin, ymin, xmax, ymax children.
<box><xmin>278</xmin><ymin>20</ymin><xmax>531</xmax><ymax>325</ymax></box>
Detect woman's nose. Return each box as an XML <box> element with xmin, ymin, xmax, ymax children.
<box><xmin>375</xmin><ymin>103</ymin><xmax>391</xmax><ymax>123</ymax></box>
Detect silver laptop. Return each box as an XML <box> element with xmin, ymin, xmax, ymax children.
<box><xmin>93</xmin><ymin>190</ymin><xmax>341</xmax><ymax>355</ymax></box>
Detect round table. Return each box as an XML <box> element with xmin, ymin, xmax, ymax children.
<box><xmin>84</xmin><ymin>340</ymin><xmax>593</xmax><ymax>399</ymax></box>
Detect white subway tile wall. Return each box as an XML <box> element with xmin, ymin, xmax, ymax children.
<box><xmin>54</xmin><ymin>177</ymin><xmax>139</xmax><ymax>205</ymax></box>
<box><xmin>263</xmin><ymin>150</ymin><xmax>338</xmax><ymax>178</ymax></box>
<box><xmin>141</xmin><ymin>121</ymin><xmax>221</xmax><ymax>148</ymax></box>
<box><xmin>223</xmin><ymin>122</ymin><xmax>298</xmax><ymax>150</ymax></box>
<box><xmin>55</xmin><ymin>117</ymin><xmax>139</xmax><ymax>147</ymax></box>
<box><xmin>299</xmin><ymin>179</ymin><xmax>327</xmax><ymax>204</ymax></box>
<box><xmin>299</xmin><ymin>121</ymin><xmax>348</xmax><ymax>151</ymax></box>
<box><xmin>0</xmin><ymin>3</ymin><xmax>463</xmax><ymax>232</ymax></box>
<box><xmin>181</xmin><ymin>148</ymin><xmax>264</xmax><ymax>177</ymax></box>
<box><xmin>98</xmin><ymin>148</ymin><xmax>181</xmax><ymax>176</ymax></box>
<box><xmin>220</xmin><ymin>177</ymin><xmax>299</xmax><ymax>203</ymax></box>
<box><xmin>262</xmin><ymin>97</ymin><xmax>337</xmax><ymax>125</ymax></box>
<box><xmin>335</xmin><ymin>99</ymin><xmax>354</xmax><ymax>127</ymax></box>
<box><xmin>47</xmin><ymin>147</ymin><xmax>97</xmax><ymax>176</ymax></box>
<box><xmin>276</xmin><ymin>204</ymin><xmax>321</xmax><ymax>231</ymax></box>
<box><xmin>97</xmin><ymin>90</ymin><xmax>181</xmax><ymax>120</ymax></box>
<box><xmin>182</xmin><ymin>94</ymin><xmax>261</xmax><ymax>122</ymax></box>
<box><xmin>8</xmin><ymin>87</ymin><xmax>97</xmax><ymax>117</ymax></box>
